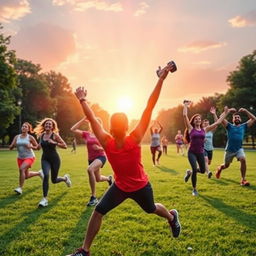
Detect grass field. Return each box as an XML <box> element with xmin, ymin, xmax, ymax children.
<box><xmin>0</xmin><ymin>145</ymin><xmax>256</xmax><ymax>256</ymax></box>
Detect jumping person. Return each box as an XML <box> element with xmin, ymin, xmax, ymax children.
<box><xmin>34</xmin><ymin>118</ymin><xmax>71</xmax><ymax>207</ymax></box>
<box><xmin>161</xmin><ymin>136</ymin><xmax>169</xmax><ymax>155</ymax></box>
<box><xmin>216</xmin><ymin>108</ymin><xmax>256</xmax><ymax>186</ymax></box>
<box><xmin>67</xmin><ymin>64</ymin><xmax>181</xmax><ymax>256</ymax></box>
<box><xmin>174</xmin><ymin>130</ymin><xmax>184</xmax><ymax>155</ymax></box>
<box><xmin>183</xmin><ymin>102</ymin><xmax>230</xmax><ymax>196</ymax></box>
<box><xmin>71</xmin><ymin>117</ymin><xmax>112</xmax><ymax>206</ymax></box>
<box><xmin>9</xmin><ymin>122</ymin><xmax>43</xmax><ymax>195</ymax></box>
<box><xmin>150</xmin><ymin>120</ymin><xmax>163</xmax><ymax>165</ymax></box>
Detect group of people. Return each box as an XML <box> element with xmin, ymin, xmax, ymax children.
<box><xmin>8</xmin><ymin>61</ymin><xmax>255</xmax><ymax>256</ymax></box>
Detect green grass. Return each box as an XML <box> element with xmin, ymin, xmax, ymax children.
<box><xmin>0</xmin><ymin>145</ymin><xmax>256</xmax><ymax>256</ymax></box>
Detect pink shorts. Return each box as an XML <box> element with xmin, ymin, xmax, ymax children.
<box><xmin>17</xmin><ymin>157</ymin><xmax>35</xmax><ymax>168</ymax></box>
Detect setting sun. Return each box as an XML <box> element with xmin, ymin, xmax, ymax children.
<box><xmin>117</xmin><ymin>96</ymin><xmax>133</xmax><ymax>114</ymax></box>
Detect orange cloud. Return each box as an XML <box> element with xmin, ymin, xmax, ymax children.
<box><xmin>178</xmin><ymin>41</ymin><xmax>227</xmax><ymax>54</ymax></box>
<box><xmin>11</xmin><ymin>23</ymin><xmax>76</xmax><ymax>69</ymax></box>
<box><xmin>228</xmin><ymin>10</ymin><xmax>256</xmax><ymax>27</ymax></box>
<box><xmin>134</xmin><ymin>2</ymin><xmax>149</xmax><ymax>17</ymax></box>
<box><xmin>0</xmin><ymin>0</ymin><xmax>30</xmax><ymax>23</ymax></box>
<box><xmin>52</xmin><ymin>0</ymin><xmax>123</xmax><ymax>12</ymax></box>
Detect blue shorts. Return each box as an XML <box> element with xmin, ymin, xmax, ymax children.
<box><xmin>88</xmin><ymin>155</ymin><xmax>107</xmax><ymax>168</ymax></box>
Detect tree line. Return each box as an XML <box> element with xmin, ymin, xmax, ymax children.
<box><xmin>0</xmin><ymin>24</ymin><xmax>255</xmax><ymax>147</ymax></box>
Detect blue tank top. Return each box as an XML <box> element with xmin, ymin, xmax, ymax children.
<box><xmin>189</xmin><ymin>128</ymin><xmax>205</xmax><ymax>154</ymax></box>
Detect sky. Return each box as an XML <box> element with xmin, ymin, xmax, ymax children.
<box><xmin>1</xmin><ymin>0</ymin><xmax>256</xmax><ymax>119</ymax></box>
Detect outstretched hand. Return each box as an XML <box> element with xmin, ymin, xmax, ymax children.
<box><xmin>210</xmin><ymin>107</ymin><xmax>216</xmax><ymax>114</ymax></box>
<box><xmin>75</xmin><ymin>87</ymin><xmax>87</xmax><ymax>100</ymax></box>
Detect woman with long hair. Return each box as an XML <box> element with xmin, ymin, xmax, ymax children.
<box><xmin>67</xmin><ymin>63</ymin><xmax>181</xmax><ymax>256</ymax></box>
<box><xmin>183</xmin><ymin>102</ymin><xmax>229</xmax><ymax>196</ymax></box>
<box><xmin>71</xmin><ymin>117</ymin><xmax>112</xmax><ymax>206</ymax></box>
<box><xmin>34</xmin><ymin>118</ymin><xmax>71</xmax><ymax>207</ymax></box>
<box><xmin>9</xmin><ymin>122</ymin><xmax>43</xmax><ymax>195</ymax></box>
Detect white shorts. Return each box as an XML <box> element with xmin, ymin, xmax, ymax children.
<box><xmin>224</xmin><ymin>148</ymin><xmax>246</xmax><ymax>165</ymax></box>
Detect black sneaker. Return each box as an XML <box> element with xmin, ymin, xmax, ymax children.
<box><xmin>66</xmin><ymin>248</ymin><xmax>90</xmax><ymax>256</ymax></box>
<box><xmin>169</xmin><ymin>209</ymin><xmax>181</xmax><ymax>238</ymax></box>
<box><xmin>108</xmin><ymin>175</ymin><xmax>113</xmax><ymax>186</ymax></box>
<box><xmin>87</xmin><ymin>196</ymin><xmax>98</xmax><ymax>206</ymax></box>
<box><xmin>207</xmin><ymin>171</ymin><xmax>212</xmax><ymax>179</ymax></box>
<box><xmin>184</xmin><ymin>169</ymin><xmax>191</xmax><ymax>182</ymax></box>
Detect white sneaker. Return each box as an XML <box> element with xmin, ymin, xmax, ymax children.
<box><xmin>192</xmin><ymin>189</ymin><xmax>199</xmax><ymax>196</ymax></box>
<box><xmin>14</xmin><ymin>187</ymin><xmax>22</xmax><ymax>195</ymax></box>
<box><xmin>38</xmin><ymin>169</ymin><xmax>44</xmax><ymax>180</ymax></box>
<box><xmin>38</xmin><ymin>198</ymin><xmax>48</xmax><ymax>207</ymax></box>
<box><xmin>64</xmin><ymin>174</ymin><xmax>72</xmax><ymax>187</ymax></box>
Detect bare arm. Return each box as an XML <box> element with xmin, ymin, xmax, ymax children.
<box><xmin>9</xmin><ymin>135</ymin><xmax>18</xmax><ymax>150</ymax></box>
<box><xmin>221</xmin><ymin>107</ymin><xmax>236</xmax><ymax>128</ymax></box>
<box><xmin>48</xmin><ymin>134</ymin><xmax>67</xmax><ymax>149</ymax></box>
<box><xmin>28</xmin><ymin>135</ymin><xmax>39</xmax><ymax>150</ymax></box>
<box><xmin>70</xmin><ymin>117</ymin><xmax>87</xmax><ymax>136</ymax></box>
<box><xmin>75</xmin><ymin>87</ymin><xmax>111</xmax><ymax>148</ymax></box>
<box><xmin>157</xmin><ymin>121</ymin><xmax>163</xmax><ymax>133</ymax></box>
<box><xmin>130</xmin><ymin>64</ymin><xmax>173</xmax><ymax>144</ymax></box>
<box><xmin>183</xmin><ymin>103</ymin><xmax>193</xmax><ymax>132</ymax></box>
<box><xmin>239</xmin><ymin>108</ymin><xmax>256</xmax><ymax>128</ymax></box>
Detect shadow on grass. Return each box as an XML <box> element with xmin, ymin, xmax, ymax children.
<box><xmin>210</xmin><ymin>178</ymin><xmax>229</xmax><ymax>186</ymax></box>
<box><xmin>0</xmin><ymin>192</ymin><xmax>67</xmax><ymax>255</ymax></box>
<box><xmin>222</xmin><ymin>178</ymin><xmax>256</xmax><ymax>191</ymax></box>
<box><xmin>156</xmin><ymin>166</ymin><xmax>178</xmax><ymax>175</ymax></box>
<box><xmin>61</xmin><ymin>206</ymin><xmax>94</xmax><ymax>256</ymax></box>
<box><xmin>0</xmin><ymin>186</ymin><xmax>39</xmax><ymax>209</ymax></box>
<box><xmin>200</xmin><ymin>195</ymin><xmax>256</xmax><ymax>230</ymax></box>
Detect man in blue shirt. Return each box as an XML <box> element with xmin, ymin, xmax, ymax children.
<box><xmin>216</xmin><ymin>108</ymin><xmax>256</xmax><ymax>186</ymax></box>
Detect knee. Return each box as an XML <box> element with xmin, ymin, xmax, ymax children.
<box><xmin>240</xmin><ymin>158</ymin><xmax>246</xmax><ymax>164</ymax></box>
<box><xmin>95</xmin><ymin>176</ymin><xmax>101</xmax><ymax>182</ymax></box>
<box><xmin>87</xmin><ymin>167</ymin><xmax>94</xmax><ymax>175</ymax></box>
<box><xmin>51</xmin><ymin>177</ymin><xmax>57</xmax><ymax>184</ymax></box>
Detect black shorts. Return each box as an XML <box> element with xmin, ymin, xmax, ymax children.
<box><xmin>150</xmin><ymin>146</ymin><xmax>162</xmax><ymax>154</ymax></box>
<box><xmin>88</xmin><ymin>155</ymin><xmax>107</xmax><ymax>168</ymax></box>
<box><xmin>95</xmin><ymin>182</ymin><xmax>156</xmax><ymax>215</ymax></box>
<box><xmin>204</xmin><ymin>150</ymin><xmax>213</xmax><ymax>161</ymax></box>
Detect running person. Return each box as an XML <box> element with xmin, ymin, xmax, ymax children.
<box><xmin>150</xmin><ymin>120</ymin><xmax>163</xmax><ymax>165</ymax></box>
<box><xmin>71</xmin><ymin>117</ymin><xmax>112</xmax><ymax>206</ymax></box>
<box><xmin>183</xmin><ymin>102</ymin><xmax>229</xmax><ymax>196</ymax></box>
<box><xmin>216</xmin><ymin>108</ymin><xmax>256</xmax><ymax>186</ymax></box>
<box><xmin>161</xmin><ymin>136</ymin><xmax>169</xmax><ymax>155</ymax></box>
<box><xmin>34</xmin><ymin>118</ymin><xmax>71</xmax><ymax>207</ymax></box>
<box><xmin>9</xmin><ymin>122</ymin><xmax>43</xmax><ymax>195</ymax></box>
<box><xmin>174</xmin><ymin>130</ymin><xmax>184</xmax><ymax>155</ymax></box>
<box><xmin>67</xmin><ymin>64</ymin><xmax>181</xmax><ymax>256</ymax></box>
<box><xmin>71</xmin><ymin>138</ymin><xmax>77</xmax><ymax>153</ymax></box>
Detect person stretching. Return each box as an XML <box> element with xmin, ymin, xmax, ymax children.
<box><xmin>150</xmin><ymin>120</ymin><xmax>163</xmax><ymax>165</ymax></box>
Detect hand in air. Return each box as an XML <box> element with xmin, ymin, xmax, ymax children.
<box><xmin>210</xmin><ymin>107</ymin><xmax>216</xmax><ymax>114</ymax></box>
<box><xmin>238</xmin><ymin>108</ymin><xmax>246</xmax><ymax>113</ymax></box>
<box><xmin>75</xmin><ymin>87</ymin><xmax>87</xmax><ymax>100</ymax></box>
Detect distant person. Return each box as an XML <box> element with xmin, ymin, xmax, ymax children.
<box><xmin>71</xmin><ymin>117</ymin><xmax>112</xmax><ymax>206</ymax></box>
<box><xmin>9</xmin><ymin>122</ymin><xmax>43</xmax><ymax>195</ymax></box>
<box><xmin>150</xmin><ymin>120</ymin><xmax>163</xmax><ymax>165</ymax></box>
<box><xmin>216</xmin><ymin>108</ymin><xmax>256</xmax><ymax>186</ymax></box>
<box><xmin>174</xmin><ymin>130</ymin><xmax>184</xmax><ymax>155</ymax></box>
<box><xmin>34</xmin><ymin>118</ymin><xmax>71</xmax><ymax>207</ymax></box>
<box><xmin>67</xmin><ymin>63</ymin><xmax>181</xmax><ymax>256</ymax></box>
<box><xmin>183</xmin><ymin>101</ymin><xmax>230</xmax><ymax>196</ymax></box>
<box><xmin>161</xmin><ymin>136</ymin><xmax>169</xmax><ymax>155</ymax></box>
<box><xmin>71</xmin><ymin>138</ymin><xmax>77</xmax><ymax>153</ymax></box>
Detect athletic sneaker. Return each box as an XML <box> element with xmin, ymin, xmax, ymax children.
<box><xmin>14</xmin><ymin>187</ymin><xmax>22</xmax><ymax>195</ymax></box>
<box><xmin>184</xmin><ymin>169</ymin><xmax>192</xmax><ymax>182</ymax></box>
<box><xmin>240</xmin><ymin>180</ymin><xmax>250</xmax><ymax>186</ymax></box>
<box><xmin>64</xmin><ymin>174</ymin><xmax>72</xmax><ymax>187</ymax></box>
<box><xmin>39</xmin><ymin>169</ymin><xmax>44</xmax><ymax>180</ymax></box>
<box><xmin>87</xmin><ymin>196</ymin><xmax>98</xmax><ymax>206</ymax></box>
<box><xmin>169</xmin><ymin>209</ymin><xmax>181</xmax><ymax>238</ymax></box>
<box><xmin>207</xmin><ymin>171</ymin><xmax>212</xmax><ymax>179</ymax></box>
<box><xmin>108</xmin><ymin>175</ymin><xmax>113</xmax><ymax>186</ymax></box>
<box><xmin>38</xmin><ymin>198</ymin><xmax>48</xmax><ymax>207</ymax></box>
<box><xmin>215</xmin><ymin>166</ymin><xmax>222</xmax><ymax>179</ymax></box>
<box><xmin>192</xmin><ymin>189</ymin><xmax>198</xmax><ymax>196</ymax></box>
<box><xmin>66</xmin><ymin>248</ymin><xmax>90</xmax><ymax>256</ymax></box>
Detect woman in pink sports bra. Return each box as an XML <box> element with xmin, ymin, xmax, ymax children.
<box><xmin>67</xmin><ymin>63</ymin><xmax>181</xmax><ymax>256</ymax></box>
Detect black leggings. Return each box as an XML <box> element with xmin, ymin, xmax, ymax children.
<box><xmin>188</xmin><ymin>151</ymin><xmax>206</xmax><ymax>188</ymax></box>
<box><xmin>41</xmin><ymin>154</ymin><xmax>64</xmax><ymax>197</ymax></box>
<box><xmin>95</xmin><ymin>182</ymin><xmax>157</xmax><ymax>215</ymax></box>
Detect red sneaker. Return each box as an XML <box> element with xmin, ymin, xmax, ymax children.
<box><xmin>215</xmin><ymin>166</ymin><xmax>222</xmax><ymax>179</ymax></box>
<box><xmin>240</xmin><ymin>180</ymin><xmax>250</xmax><ymax>186</ymax></box>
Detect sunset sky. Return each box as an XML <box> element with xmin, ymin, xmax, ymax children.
<box><xmin>1</xmin><ymin>0</ymin><xmax>256</xmax><ymax>119</ymax></box>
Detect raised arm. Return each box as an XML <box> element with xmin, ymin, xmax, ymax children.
<box><xmin>239</xmin><ymin>108</ymin><xmax>256</xmax><ymax>128</ymax></box>
<box><xmin>70</xmin><ymin>117</ymin><xmax>87</xmax><ymax>136</ymax></box>
<box><xmin>75</xmin><ymin>87</ymin><xmax>111</xmax><ymax>148</ymax></box>
<box><xmin>183</xmin><ymin>102</ymin><xmax>193</xmax><ymax>132</ymax></box>
<box><xmin>221</xmin><ymin>107</ymin><xmax>236</xmax><ymax>128</ymax></box>
<box><xmin>157</xmin><ymin>121</ymin><xmax>163</xmax><ymax>133</ymax></box>
<box><xmin>130</xmin><ymin>64</ymin><xmax>173</xmax><ymax>144</ymax></box>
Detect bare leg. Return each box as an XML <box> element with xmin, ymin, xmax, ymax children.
<box><xmin>153</xmin><ymin>203</ymin><xmax>173</xmax><ymax>222</ymax></box>
<box><xmin>240</xmin><ymin>158</ymin><xmax>246</xmax><ymax>180</ymax></box>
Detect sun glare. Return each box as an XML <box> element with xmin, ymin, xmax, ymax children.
<box><xmin>117</xmin><ymin>96</ymin><xmax>133</xmax><ymax>114</ymax></box>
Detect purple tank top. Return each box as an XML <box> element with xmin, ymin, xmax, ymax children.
<box><xmin>189</xmin><ymin>128</ymin><xmax>205</xmax><ymax>154</ymax></box>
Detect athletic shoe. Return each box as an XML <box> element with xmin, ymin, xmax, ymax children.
<box><xmin>169</xmin><ymin>209</ymin><xmax>181</xmax><ymax>238</ymax></box>
<box><xmin>240</xmin><ymin>180</ymin><xmax>250</xmax><ymax>186</ymax></box>
<box><xmin>215</xmin><ymin>166</ymin><xmax>222</xmax><ymax>179</ymax></box>
<box><xmin>38</xmin><ymin>198</ymin><xmax>48</xmax><ymax>207</ymax></box>
<box><xmin>64</xmin><ymin>174</ymin><xmax>72</xmax><ymax>187</ymax></box>
<box><xmin>156</xmin><ymin>160</ymin><xmax>160</xmax><ymax>165</ymax></box>
<box><xmin>66</xmin><ymin>248</ymin><xmax>90</xmax><ymax>256</ymax></box>
<box><xmin>87</xmin><ymin>196</ymin><xmax>98</xmax><ymax>206</ymax></box>
<box><xmin>14</xmin><ymin>187</ymin><xmax>22</xmax><ymax>195</ymax></box>
<box><xmin>108</xmin><ymin>175</ymin><xmax>113</xmax><ymax>186</ymax></box>
<box><xmin>192</xmin><ymin>189</ymin><xmax>198</xmax><ymax>196</ymax></box>
<box><xmin>184</xmin><ymin>169</ymin><xmax>192</xmax><ymax>182</ymax></box>
<box><xmin>207</xmin><ymin>171</ymin><xmax>212</xmax><ymax>179</ymax></box>
<box><xmin>39</xmin><ymin>169</ymin><xmax>44</xmax><ymax>180</ymax></box>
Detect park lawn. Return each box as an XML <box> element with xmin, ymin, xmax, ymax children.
<box><xmin>0</xmin><ymin>145</ymin><xmax>256</xmax><ymax>256</ymax></box>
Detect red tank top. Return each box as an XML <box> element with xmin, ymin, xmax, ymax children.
<box><xmin>105</xmin><ymin>135</ymin><xmax>148</xmax><ymax>192</ymax></box>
